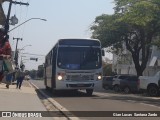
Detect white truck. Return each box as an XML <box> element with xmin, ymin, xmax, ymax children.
<box><xmin>139</xmin><ymin>71</ymin><xmax>160</xmax><ymax>96</ymax></box>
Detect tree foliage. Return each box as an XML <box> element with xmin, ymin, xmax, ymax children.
<box><xmin>103</xmin><ymin>64</ymin><xmax>116</xmax><ymax>76</ymax></box>
<box><xmin>91</xmin><ymin>0</ymin><xmax>160</xmax><ymax>76</ymax></box>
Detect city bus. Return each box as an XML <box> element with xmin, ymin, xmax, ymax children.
<box><xmin>44</xmin><ymin>38</ymin><xmax>104</xmax><ymax>95</ymax></box>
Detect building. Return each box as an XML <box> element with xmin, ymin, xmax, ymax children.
<box><xmin>102</xmin><ymin>56</ymin><xmax>112</xmax><ymax>65</ymax></box>
<box><xmin>112</xmin><ymin>45</ymin><xmax>160</xmax><ymax>76</ymax></box>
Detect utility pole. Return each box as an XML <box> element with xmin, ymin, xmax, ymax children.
<box><xmin>2</xmin><ymin>0</ymin><xmax>29</xmax><ymax>67</ymax></box>
<box><xmin>4</xmin><ymin>0</ymin><xmax>29</xmax><ymax>34</ymax></box>
<box><xmin>13</xmin><ymin>37</ymin><xmax>22</xmax><ymax>66</ymax></box>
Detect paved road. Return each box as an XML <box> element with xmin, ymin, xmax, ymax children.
<box><xmin>31</xmin><ymin>80</ymin><xmax>160</xmax><ymax>120</ymax></box>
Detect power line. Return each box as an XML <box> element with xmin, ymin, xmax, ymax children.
<box><xmin>21</xmin><ymin>0</ymin><xmax>31</xmax><ymax>38</ymax></box>
<box><xmin>22</xmin><ymin>52</ymin><xmax>45</xmax><ymax>56</ymax></box>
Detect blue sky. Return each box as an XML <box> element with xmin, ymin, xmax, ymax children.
<box><xmin>3</xmin><ymin>0</ymin><xmax>115</xmax><ymax>70</ymax></box>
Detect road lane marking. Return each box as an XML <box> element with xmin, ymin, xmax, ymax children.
<box><xmin>140</xmin><ymin>103</ymin><xmax>160</xmax><ymax>109</ymax></box>
<box><xmin>29</xmin><ymin>82</ymin><xmax>80</xmax><ymax>120</ymax></box>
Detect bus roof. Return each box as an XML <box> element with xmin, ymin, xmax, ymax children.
<box><xmin>58</xmin><ymin>38</ymin><xmax>100</xmax><ymax>41</ymax></box>
<box><xmin>58</xmin><ymin>38</ymin><xmax>101</xmax><ymax>46</ymax></box>
<box><xmin>46</xmin><ymin>38</ymin><xmax>101</xmax><ymax>57</ymax></box>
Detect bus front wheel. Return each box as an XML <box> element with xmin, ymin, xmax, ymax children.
<box><xmin>86</xmin><ymin>89</ymin><xmax>93</xmax><ymax>96</ymax></box>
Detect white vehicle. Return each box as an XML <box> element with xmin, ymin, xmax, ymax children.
<box><xmin>139</xmin><ymin>71</ymin><xmax>160</xmax><ymax>96</ymax></box>
<box><xmin>112</xmin><ymin>75</ymin><xmax>131</xmax><ymax>92</ymax></box>
<box><xmin>25</xmin><ymin>75</ymin><xmax>31</xmax><ymax>81</ymax></box>
<box><xmin>44</xmin><ymin>38</ymin><xmax>104</xmax><ymax>96</ymax></box>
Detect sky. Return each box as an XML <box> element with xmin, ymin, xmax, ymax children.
<box><xmin>2</xmin><ymin>0</ymin><xmax>115</xmax><ymax>70</ymax></box>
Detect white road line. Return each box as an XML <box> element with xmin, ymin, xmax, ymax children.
<box><xmin>29</xmin><ymin>82</ymin><xmax>160</xmax><ymax>117</ymax></box>
<box><xmin>140</xmin><ymin>103</ymin><xmax>160</xmax><ymax>109</ymax></box>
<box><xmin>30</xmin><ymin>82</ymin><xmax>80</xmax><ymax>120</ymax></box>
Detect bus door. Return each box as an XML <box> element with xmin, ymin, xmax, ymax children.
<box><xmin>51</xmin><ymin>47</ymin><xmax>57</xmax><ymax>89</ymax></box>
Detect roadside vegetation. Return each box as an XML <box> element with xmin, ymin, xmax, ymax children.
<box><xmin>90</xmin><ymin>0</ymin><xmax>160</xmax><ymax>76</ymax></box>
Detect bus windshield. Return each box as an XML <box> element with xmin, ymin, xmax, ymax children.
<box><xmin>57</xmin><ymin>47</ymin><xmax>102</xmax><ymax>70</ymax></box>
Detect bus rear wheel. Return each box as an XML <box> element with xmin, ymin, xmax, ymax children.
<box><xmin>86</xmin><ymin>89</ymin><xmax>93</xmax><ymax>96</ymax></box>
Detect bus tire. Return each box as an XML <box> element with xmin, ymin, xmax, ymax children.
<box><xmin>86</xmin><ymin>89</ymin><xmax>93</xmax><ymax>96</ymax></box>
<box><xmin>114</xmin><ymin>85</ymin><xmax>120</xmax><ymax>92</ymax></box>
<box><xmin>147</xmin><ymin>85</ymin><xmax>159</xmax><ymax>97</ymax></box>
<box><xmin>123</xmin><ymin>86</ymin><xmax>130</xmax><ymax>94</ymax></box>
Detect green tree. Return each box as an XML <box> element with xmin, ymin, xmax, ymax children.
<box><xmin>91</xmin><ymin>0</ymin><xmax>160</xmax><ymax>76</ymax></box>
<box><xmin>152</xmin><ymin>36</ymin><xmax>160</xmax><ymax>49</ymax></box>
<box><xmin>103</xmin><ymin>64</ymin><xmax>115</xmax><ymax>76</ymax></box>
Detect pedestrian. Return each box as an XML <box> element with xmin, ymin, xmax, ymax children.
<box><xmin>0</xmin><ymin>56</ymin><xmax>3</xmax><ymax>83</ymax></box>
<box><xmin>0</xmin><ymin>29</ymin><xmax>12</xmax><ymax>83</ymax></box>
<box><xmin>16</xmin><ymin>65</ymin><xmax>25</xmax><ymax>89</ymax></box>
<box><xmin>5</xmin><ymin>72</ymin><xmax>13</xmax><ymax>88</ymax></box>
<box><xmin>0</xmin><ymin>29</ymin><xmax>5</xmax><ymax>83</ymax></box>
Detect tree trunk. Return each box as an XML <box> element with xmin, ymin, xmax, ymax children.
<box><xmin>135</xmin><ymin>65</ymin><xmax>143</xmax><ymax>76</ymax></box>
<box><xmin>132</xmin><ymin>53</ymin><xmax>143</xmax><ymax>76</ymax></box>
<box><xmin>131</xmin><ymin>47</ymin><xmax>149</xmax><ymax>76</ymax></box>
<box><xmin>126</xmin><ymin>31</ymin><xmax>151</xmax><ymax>77</ymax></box>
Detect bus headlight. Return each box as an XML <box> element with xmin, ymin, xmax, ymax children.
<box><xmin>57</xmin><ymin>72</ymin><xmax>65</xmax><ymax>80</ymax></box>
<box><xmin>97</xmin><ymin>75</ymin><xmax>102</xmax><ymax>80</ymax></box>
<box><xmin>58</xmin><ymin>75</ymin><xmax>63</xmax><ymax>80</ymax></box>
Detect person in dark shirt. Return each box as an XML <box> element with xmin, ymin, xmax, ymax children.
<box><xmin>16</xmin><ymin>65</ymin><xmax>25</xmax><ymax>89</ymax></box>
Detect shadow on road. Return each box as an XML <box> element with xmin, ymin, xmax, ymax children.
<box><xmin>92</xmin><ymin>94</ymin><xmax>160</xmax><ymax>107</ymax></box>
<box><xmin>35</xmin><ymin>88</ymin><xmax>98</xmax><ymax>99</ymax></box>
<box><xmin>31</xmin><ymin>80</ymin><xmax>160</xmax><ymax>109</ymax></box>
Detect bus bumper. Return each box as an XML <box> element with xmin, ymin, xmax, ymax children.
<box><xmin>56</xmin><ymin>81</ymin><xmax>98</xmax><ymax>90</ymax></box>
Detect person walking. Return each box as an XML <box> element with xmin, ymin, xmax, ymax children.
<box><xmin>16</xmin><ymin>65</ymin><xmax>25</xmax><ymax>89</ymax></box>
<box><xmin>5</xmin><ymin>72</ymin><xmax>13</xmax><ymax>88</ymax></box>
<box><xmin>0</xmin><ymin>29</ymin><xmax>11</xmax><ymax>83</ymax></box>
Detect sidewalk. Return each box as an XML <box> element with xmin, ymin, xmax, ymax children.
<box><xmin>0</xmin><ymin>81</ymin><xmax>54</xmax><ymax>120</ymax></box>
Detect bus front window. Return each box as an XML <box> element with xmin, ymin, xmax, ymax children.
<box><xmin>57</xmin><ymin>47</ymin><xmax>102</xmax><ymax>70</ymax></box>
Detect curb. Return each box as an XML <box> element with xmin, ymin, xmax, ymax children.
<box><xmin>29</xmin><ymin>81</ymin><xmax>80</xmax><ymax>120</ymax></box>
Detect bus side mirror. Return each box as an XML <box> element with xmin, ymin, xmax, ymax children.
<box><xmin>102</xmin><ymin>49</ymin><xmax>105</xmax><ymax>56</ymax></box>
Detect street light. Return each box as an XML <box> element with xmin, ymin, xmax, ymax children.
<box><xmin>8</xmin><ymin>18</ymin><xmax>47</xmax><ymax>32</ymax></box>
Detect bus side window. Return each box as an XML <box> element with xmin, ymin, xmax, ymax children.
<box><xmin>47</xmin><ymin>56</ymin><xmax>50</xmax><ymax>65</ymax></box>
<box><xmin>45</xmin><ymin>59</ymin><xmax>48</xmax><ymax>67</ymax></box>
<box><xmin>50</xmin><ymin>51</ymin><xmax>52</xmax><ymax>64</ymax></box>
<box><xmin>52</xmin><ymin>47</ymin><xmax>57</xmax><ymax>65</ymax></box>
<box><xmin>46</xmin><ymin>55</ymin><xmax>50</xmax><ymax>67</ymax></box>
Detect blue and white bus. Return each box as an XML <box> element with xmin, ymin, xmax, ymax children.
<box><xmin>44</xmin><ymin>38</ymin><xmax>104</xmax><ymax>95</ymax></box>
